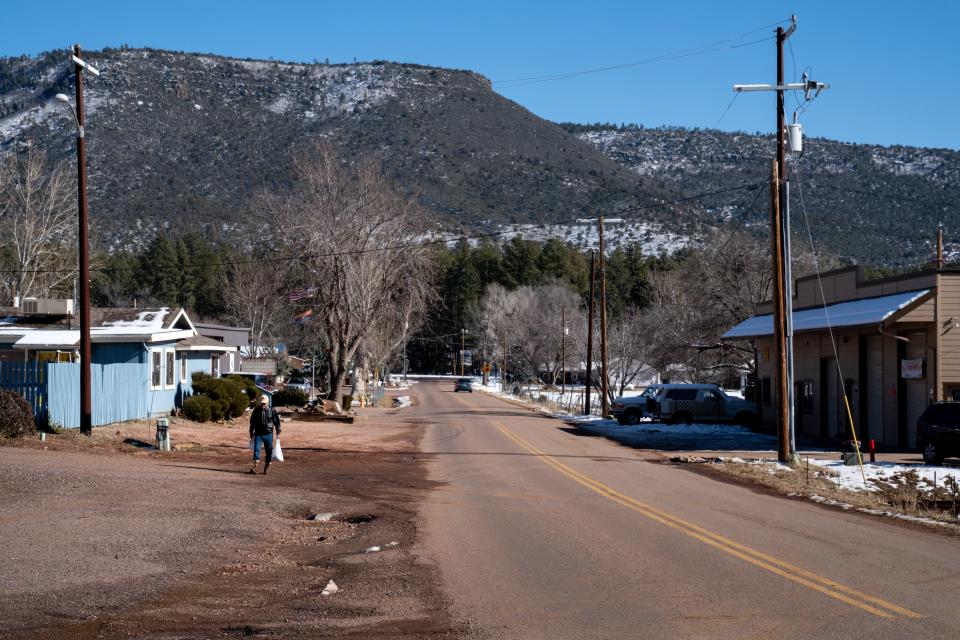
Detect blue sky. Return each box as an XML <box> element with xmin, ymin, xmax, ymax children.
<box><xmin>4</xmin><ymin>1</ymin><xmax>958</xmax><ymax>149</ymax></box>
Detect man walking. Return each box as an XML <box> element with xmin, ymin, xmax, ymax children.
<box><xmin>249</xmin><ymin>394</ymin><xmax>281</xmax><ymax>475</ymax></box>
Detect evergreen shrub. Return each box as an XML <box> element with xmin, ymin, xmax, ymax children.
<box><xmin>182</xmin><ymin>395</ymin><xmax>212</xmax><ymax>422</ymax></box>
<box><xmin>188</xmin><ymin>373</ymin><xmax>250</xmax><ymax>420</ymax></box>
<box><xmin>272</xmin><ymin>388</ymin><xmax>308</xmax><ymax>407</ymax></box>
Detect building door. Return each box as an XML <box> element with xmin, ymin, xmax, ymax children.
<box><xmin>865</xmin><ymin>335</ymin><xmax>884</xmax><ymax>442</ymax></box>
<box><xmin>820</xmin><ymin>358</ymin><xmax>837</xmax><ymax>438</ymax></box>
<box><xmin>903</xmin><ymin>332</ymin><xmax>927</xmax><ymax>448</ymax></box>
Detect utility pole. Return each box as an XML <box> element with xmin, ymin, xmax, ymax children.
<box><xmin>734</xmin><ymin>15</ymin><xmax>828</xmax><ymax>464</ymax></box>
<box><xmin>585</xmin><ymin>251</ymin><xmax>596</xmax><ymax>415</ymax></box>
<box><xmin>58</xmin><ymin>44</ymin><xmax>98</xmax><ymax>437</ymax></box>
<box><xmin>460</xmin><ymin>328</ymin><xmax>466</xmax><ymax>376</ymax></box>
<box><xmin>403</xmin><ymin>321</ymin><xmax>409</xmax><ymax>383</ymax></box>
<box><xmin>502</xmin><ymin>334</ymin><xmax>508</xmax><ymax>393</ymax></box>
<box><xmin>561</xmin><ymin>306</ymin><xmax>566</xmax><ymax>398</ymax></box>
<box><xmin>937</xmin><ymin>224</ymin><xmax>945</xmax><ymax>269</ymax></box>
<box><xmin>598</xmin><ymin>216</ymin><xmax>610</xmax><ymax>418</ymax></box>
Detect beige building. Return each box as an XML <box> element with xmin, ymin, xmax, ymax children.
<box><xmin>723</xmin><ymin>266</ymin><xmax>960</xmax><ymax>448</ymax></box>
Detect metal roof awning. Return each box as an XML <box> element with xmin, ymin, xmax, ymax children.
<box><xmin>175</xmin><ymin>335</ymin><xmax>237</xmax><ymax>352</ymax></box>
<box><xmin>722</xmin><ymin>289</ymin><xmax>933</xmax><ymax>339</ymax></box>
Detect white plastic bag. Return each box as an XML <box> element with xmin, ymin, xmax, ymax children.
<box><xmin>273</xmin><ymin>438</ymin><xmax>284</xmax><ymax>462</ymax></box>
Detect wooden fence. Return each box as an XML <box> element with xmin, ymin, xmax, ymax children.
<box><xmin>0</xmin><ymin>361</ymin><xmax>47</xmax><ymax>424</ymax></box>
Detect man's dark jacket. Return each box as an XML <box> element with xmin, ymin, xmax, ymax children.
<box><xmin>249</xmin><ymin>404</ymin><xmax>281</xmax><ymax>437</ymax></box>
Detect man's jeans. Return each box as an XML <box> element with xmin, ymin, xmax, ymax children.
<box><xmin>252</xmin><ymin>433</ymin><xmax>274</xmax><ymax>463</ymax></box>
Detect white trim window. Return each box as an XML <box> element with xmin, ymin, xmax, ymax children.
<box><xmin>165</xmin><ymin>350</ymin><xmax>176</xmax><ymax>389</ymax></box>
<box><xmin>180</xmin><ymin>354</ymin><xmax>188</xmax><ymax>383</ymax></box>
<box><xmin>151</xmin><ymin>350</ymin><xmax>162</xmax><ymax>390</ymax></box>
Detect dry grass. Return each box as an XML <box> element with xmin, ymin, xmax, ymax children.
<box><xmin>702</xmin><ymin>458</ymin><xmax>960</xmax><ymax>531</ymax></box>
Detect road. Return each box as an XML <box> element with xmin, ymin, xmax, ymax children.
<box><xmin>415</xmin><ymin>381</ymin><xmax>960</xmax><ymax>639</ymax></box>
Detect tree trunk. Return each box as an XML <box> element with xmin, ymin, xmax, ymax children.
<box><xmin>327</xmin><ymin>364</ymin><xmax>347</xmax><ymax>401</ymax></box>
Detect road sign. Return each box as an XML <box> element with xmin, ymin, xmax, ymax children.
<box><xmin>483</xmin><ymin>363</ymin><xmax>491</xmax><ymax>373</ymax></box>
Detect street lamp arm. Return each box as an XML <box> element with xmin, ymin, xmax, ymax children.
<box><xmin>53</xmin><ymin>94</ymin><xmax>83</xmax><ymax>137</ymax></box>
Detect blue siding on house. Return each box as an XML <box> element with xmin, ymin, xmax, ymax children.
<box><xmin>92</xmin><ymin>343</ymin><xmax>145</xmax><ymax>365</ymax></box>
<box><xmin>174</xmin><ymin>351</ymin><xmax>216</xmax><ymax>407</ymax></box>
<box><xmin>44</xmin><ymin>345</ymin><xmax>225</xmax><ymax>428</ymax></box>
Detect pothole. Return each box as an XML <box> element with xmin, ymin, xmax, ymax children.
<box><xmin>342</xmin><ymin>513</ymin><xmax>377</xmax><ymax>524</ymax></box>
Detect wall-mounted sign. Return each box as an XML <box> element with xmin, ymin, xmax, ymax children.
<box><xmin>901</xmin><ymin>358</ymin><xmax>924</xmax><ymax>379</ymax></box>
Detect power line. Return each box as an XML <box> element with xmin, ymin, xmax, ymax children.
<box><xmin>712</xmin><ymin>92</ymin><xmax>740</xmax><ymax>129</ymax></box>
<box><xmin>495</xmin><ymin>36</ymin><xmax>776</xmax><ymax>88</ymax></box>
<box><xmin>493</xmin><ymin>19</ymin><xmax>791</xmax><ymax>88</ymax></box>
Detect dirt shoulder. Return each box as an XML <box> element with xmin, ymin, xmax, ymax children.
<box><xmin>0</xmin><ymin>391</ymin><xmax>464</xmax><ymax>639</ymax></box>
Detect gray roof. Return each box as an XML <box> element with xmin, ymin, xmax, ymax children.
<box><xmin>175</xmin><ymin>335</ymin><xmax>236</xmax><ymax>352</ymax></box>
<box><xmin>722</xmin><ymin>289</ymin><xmax>932</xmax><ymax>339</ymax></box>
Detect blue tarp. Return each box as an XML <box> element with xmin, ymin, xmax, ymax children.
<box><xmin>722</xmin><ymin>289</ymin><xmax>931</xmax><ymax>339</ymax></box>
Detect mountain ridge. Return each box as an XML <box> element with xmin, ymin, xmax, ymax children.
<box><xmin>1</xmin><ymin>47</ymin><xmax>958</xmax><ymax>266</ymax></box>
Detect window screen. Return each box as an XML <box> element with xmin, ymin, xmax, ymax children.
<box><xmin>152</xmin><ymin>351</ymin><xmax>161</xmax><ymax>388</ymax></box>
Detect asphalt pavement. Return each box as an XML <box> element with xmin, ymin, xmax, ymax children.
<box><xmin>415</xmin><ymin>381</ymin><xmax>960</xmax><ymax>639</ymax></box>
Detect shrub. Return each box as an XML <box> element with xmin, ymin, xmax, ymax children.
<box><xmin>182</xmin><ymin>395</ymin><xmax>212</xmax><ymax>422</ymax></box>
<box><xmin>272</xmin><ymin>388</ymin><xmax>308</xmax><ymax>407</ymax></box>
<box><xmin>209</xmin><ymin>399</ymin><xmax>227</xmax><ymax>421</ymax></box>
<box><xmin>191</xmin><ymin>371</ymin><xmax>213</xmax><ymax>395</ymax></box>
<box><xmin>188</xmin><ymin>375</ymin><xmax>249</xmax><ymax>420</ymax></box>
<box><xmin>0</xmin><ymin>390</ymin><xmax>36</xmax><ymax>437</ymax></box>
<box><xmin>225</xmin><ymin>374</ymin><xmax>260</xmax><ymax>401</ymax></box>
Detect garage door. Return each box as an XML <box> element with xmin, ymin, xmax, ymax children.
<box><xmin>903</xmin><ymin>333</ymin><xmax>927</xmax><ymax>448</ymax></box>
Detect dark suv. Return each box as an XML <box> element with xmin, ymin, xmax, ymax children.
<box><xmin>916</xmin><ymin>402</ymin><xmax>960</xmax><ymax>464</ymax></box>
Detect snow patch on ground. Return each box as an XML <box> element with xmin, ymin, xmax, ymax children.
<box><xmin>267</xmin><ymin>95</ymin><xmax>292</xmax><ymax>114</ymax></box>
<box><xmin>806</xmin><ymin>458</ymin><xmax>960</xmax><ymax>492</ymax></box>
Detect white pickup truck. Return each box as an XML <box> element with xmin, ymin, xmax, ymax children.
<box><xmin>612</xmin><ymin>383</ymin><xmax>760</xmax><ymax>426</ymax></box>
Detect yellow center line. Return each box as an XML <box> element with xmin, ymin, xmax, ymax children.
<box><xmin>491</xmin><ymin>420</ymin><xmax>922</xmax><ymax>620</ymax></box>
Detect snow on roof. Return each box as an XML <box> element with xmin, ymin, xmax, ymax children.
<box><xmin>99</xmin><ymin>308</ymin><xmax>170</xmax><ymax>330</ymax></box>
<box><xmin>722</xmin><ymin>289</ymin><xmax>932</xmax><ymax>339</ymax></box>
<box><xmin>14</xmin><ymin>331</ymin><xmax>79</xmax><ymax>348</ymax></box>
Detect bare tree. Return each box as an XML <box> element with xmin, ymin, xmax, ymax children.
<box><xmin>645</xmin><ymin>228</ymin><xmax>833</xmax><ymax>383</ymax></box>
<box><xmin>221</xmin><ymin>253</ymin><xmax>289</xmax><ymax>356</ymax></box>
<box><xmin>0</xmin><ymin>147</ymin><xmax>76</xmax><ymax>303</ymax></box>
<box><xmin>608</xmin><ymin>311</ymin><xmax>657</xmax><ymax>397</ymax></box>
<box><xmin>472</xmin><ymin>281</ymin><xmax>584</xmax><ymax>387</ymax></box>
<box><xmin>268</xmin><ymin>143</ymin><xmax>435</xmax><ymax>400</ymax></box>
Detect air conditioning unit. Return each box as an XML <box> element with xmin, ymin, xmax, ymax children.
<box><xmin>21</xmin><ymin>298</ymin><xmax>74</xmax><ymax>316</ymax></box>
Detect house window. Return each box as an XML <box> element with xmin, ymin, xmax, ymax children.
<box><xmin>761</xmin><ymin>377</ymin><xmax>772</xmax><ymax>406</ymax></box>
<box><xmin>801</xmin><ymin>380</ymin><xmax>815</xmax><ymax>414</ymax></box>
<box><xmin>151</xmin><ymin>351</ymin><xmax>162</xmax><ymax>389</ymax></box>
<box><xmin>211</xmin><ymin>355</ymin><xmax>220</xmax><ymax>378</ymax></box>
<box><xmin>165</xmin><ymin>350</ymin><xmax>175</xmax><ymax>388</ymax></box>
<box><xmin>180</xmin><ymin>354</ymin><xmax>188</xmax><ymax>383</ymax></box>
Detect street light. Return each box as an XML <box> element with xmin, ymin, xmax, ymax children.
<box><xmin>53</xmin><ymin>45</ymin><xmax>98</xmax><ymax>436</ymax></box>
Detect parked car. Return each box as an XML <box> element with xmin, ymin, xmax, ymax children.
<box><xmin>454</xmin><ymin>378</ymin><xmax>473</xmax><ymax>393</ymax></box>
<box><xmin>916</xmin><ymin>402</ymin><xmax>960</xmax><ymax>465</ymax></box>
<box><xmin>285</xmin><ymin>376</ymin><xmax>312</xmax><ymax>396</ymax></box>
<box><xmin>613</xmin><ymin>383</ymin><xmax>760</xmax><ymax>426</ymax></box>
<box><xmin>227</xmin><ymin>371</ymin><xmax>274</xmax><ymax>391</ymax></box>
